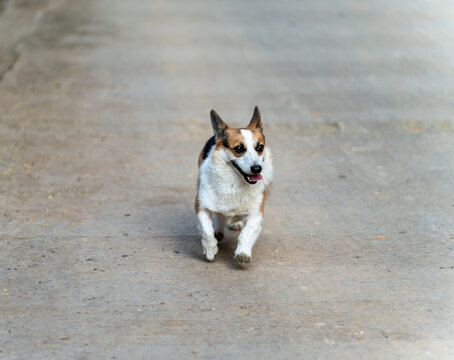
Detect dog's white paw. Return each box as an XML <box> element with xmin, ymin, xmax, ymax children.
<box><xmin>203</xmin><ymin>245</ymin><xmax>219</xmax><ymax>262</ymax></box>
<box><xmin>234</xmin><ymin>251</ymin><xmax>252</xmax><ymax>264</ymax></box>
<box><xmin>228</xmin><ymin>221</ymin><xmax>244</xmax><ymax>231</ymax></box>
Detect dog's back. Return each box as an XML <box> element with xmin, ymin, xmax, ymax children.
<box><xmin>198</xmin><ymin>136</ymin><xmax>215</xmax><ymax>167</ymax></box>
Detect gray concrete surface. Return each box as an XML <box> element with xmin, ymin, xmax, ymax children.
<box><xmin>1</xmin><ymin>0</ymin><xmax>454</xmax><ymax>358</ymax></box>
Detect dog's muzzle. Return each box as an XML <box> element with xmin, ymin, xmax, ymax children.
<box><xmin>230</xmin><ymin>161</ymin><xmax>263</xmax><ymax>184</ymax></box>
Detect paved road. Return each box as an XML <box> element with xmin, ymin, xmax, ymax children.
<box><xmin>1</xmin><ymin>0</ymin><xmax>453</xmax><ymax>358</ymax></box>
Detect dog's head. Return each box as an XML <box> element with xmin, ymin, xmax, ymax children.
<box><xmin>210</xmin><ymin>106</ymin><xmax>268</xmax><ymax>185</ymax></box>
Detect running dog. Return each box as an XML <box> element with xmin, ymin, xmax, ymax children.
<box><xmin>195</xmin><ymin>106</ymin><xmax>273</xmax><ymax>264</ymax></box>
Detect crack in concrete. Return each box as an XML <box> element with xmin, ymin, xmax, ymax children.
<box><xmin>0</xmin><ymin>0</ymin><xmax>8</xmax><ymax>15</ymax></box>
<box><xmin>0</xmin><ymin>0</ymin><xmax>20</xmax><ymax>83</ymax></box>
<box><xmin>0</xmin><ymin>0</ymin><xmax>51</xmax><ymax>83</ymax></box>
<box><xmin>0</xmin><ymin>46</ymin><xmax>19</xmax><ymax>82</ymax></box>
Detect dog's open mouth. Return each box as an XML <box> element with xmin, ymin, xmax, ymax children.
<box><xmin>231</xmin><ymin>161</ymin><xmax>263</xmax><ymax>184</ymax></box>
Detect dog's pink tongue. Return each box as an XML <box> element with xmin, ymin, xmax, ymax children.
<box><xmin>249</xmin><ymin>174</ymin><xmax>263</xmax><ymax>182</ymax></box>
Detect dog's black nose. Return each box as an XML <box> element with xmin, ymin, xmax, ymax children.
<box><xmin>250</xmin><ymin>165</ymin><xmax>262</xmax><ymax>174</ymax></box>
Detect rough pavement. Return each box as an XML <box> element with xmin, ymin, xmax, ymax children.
<box><xmin>1</xmin><ymin>0</ymin><xmax>453</xmax><ymax>358</ymax></box>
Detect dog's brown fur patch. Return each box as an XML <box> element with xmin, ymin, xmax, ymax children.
<box><xmin>224</xmin><ymin>129</ymin><xmax>245</xmax><ymax>157</ymax></box>
<box><xmin>251</xmin><ymin>129</ymin><xmax>265</xmax><ymax>155</ymax></box>
<box><xmin>194</xmin><ymin>195</ymin><xmax>200</xmax><ymax>213</ymax></box>
<box><xmin>194</xmin><ymin>177</ymin><xmax>201</xmax><ymax>213</ymax></box>
<box><xmin>260</xmin><ymin>190</ymin><xmax>267</xmax><ymax>216</ymax></box>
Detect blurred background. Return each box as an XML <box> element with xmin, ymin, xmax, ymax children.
<box><xmin>1</xmin><ymin>0</ymin><xmax>453</xmax><ymax>358</ymax></box>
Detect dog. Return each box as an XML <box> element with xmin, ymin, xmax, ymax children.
<box><xmin>195</xmin><ymin>106</ymin><xmax>273</xmax><ymax>264</ymax></box>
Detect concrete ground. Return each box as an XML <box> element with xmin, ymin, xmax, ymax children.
<box><xmin>1</xmin><ymin>0</ymin><xmax>453</xmax><ymax>358</ymax></box>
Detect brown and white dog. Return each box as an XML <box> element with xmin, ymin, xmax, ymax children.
<box><xmin>195</xmin><ymin>107</ymin><xmax>273</xmax><ymax>263</ymax></box>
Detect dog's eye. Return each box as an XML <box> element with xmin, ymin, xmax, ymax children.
<box><xmin>256</xmin><ymin>144</ymin><xmax>264</xmax><ymax>152</ymax></box>
<box><xmin>233</xmin><ymin>146</ymin><xmax>244</xmax><ymax>154</ymax></box>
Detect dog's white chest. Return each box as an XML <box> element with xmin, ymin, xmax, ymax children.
<box><xmin>198</xmin><ymin>160</ymin><xmax>265</xmax><ymax>217</ymax></box>
<box><xmin>216</xmin><ymin>184</ymin><xmax>262</xmax><ymax>216</ymax></box>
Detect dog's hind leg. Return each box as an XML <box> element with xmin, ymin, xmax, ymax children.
<box><xmin>197</xmin><ymin>209</ymin><xmax>218</xmax><ymax>262</ymax></box>
<box><xmin>227</xmin><ymin>216</ymin><xmax>245</xmax><ymax>231</ymax></box>
<box><xmin>213</xmin><ymin>213</ymin><xmax>225</xmax><ymax>242</ymax></box>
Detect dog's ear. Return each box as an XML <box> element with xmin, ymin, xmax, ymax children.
<box><xmin>248</xmin><ymin>106</ymin><xmax>262</xmax><ymax>131</ymax></box>
<box><xmin>210</xmin><ymin>109</ymin><xmax>228</xmax><ymax>139</ymax></box>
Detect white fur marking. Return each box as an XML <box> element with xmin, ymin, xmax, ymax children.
<box><xmin>238</xmin><ymin>129</ymin><xmax>261</xmax><ymax>174</ymax></box>
<box><xmin>241</xmin><ymin>129</ymin><xmax>255</xmax><ymax>149</ymax></box>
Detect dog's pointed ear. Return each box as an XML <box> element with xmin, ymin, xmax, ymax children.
<box><xmin>210</xmin><ymin>109</ymin><xmax>228</xmax><ymax>139</ymax></box>
<box><xmin>248</xmin><ymin>106</ymin><xmax>262</xmax><ymax>131</ymax></box>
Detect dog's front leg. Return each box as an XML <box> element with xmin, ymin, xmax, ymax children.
<box><xmin>234</xmin><ymin>214</ymin><xmax>262</xmax><ymax>264</ymax></box>
<box><xmin>197</xmin><ymin>209</ymin><xmax>219</xmax><ymax>262</ymax></box>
